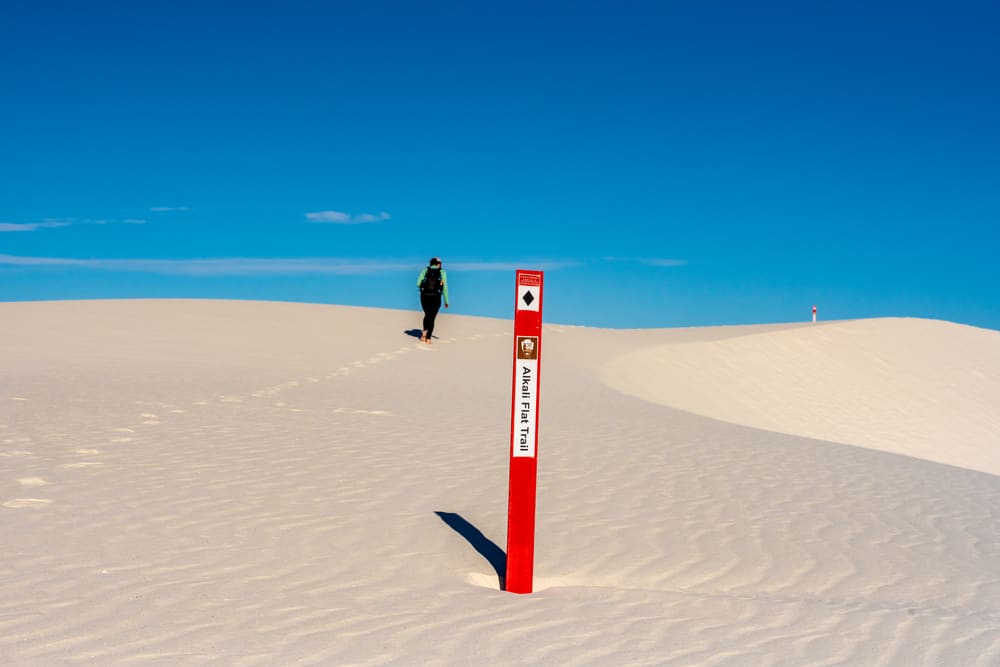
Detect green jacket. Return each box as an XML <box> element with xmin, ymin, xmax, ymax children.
<box><xmin>417</xmin><ymin>265</ymin><xmax>449</xmax><ymax>305</ymax></box>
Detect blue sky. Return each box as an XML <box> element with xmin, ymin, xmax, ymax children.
<box><xmin>2</xmin><ymin>0</ymin><xmax>997</xmax><ymax>329</ymax></box>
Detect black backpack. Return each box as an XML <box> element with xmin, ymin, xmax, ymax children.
<box><xmin>420</xmin><ymin>266</ymin><xmax>443</xmax><ymax>295</ymax></box>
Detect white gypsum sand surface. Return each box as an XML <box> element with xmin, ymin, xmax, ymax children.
<box><xmin>602</xmin><ymin>317</ymin><xmax>1000</xmax><ymax>476</ymax></box>
<box><xmin>1</xmin><ymin>300</ymin><xmax>998</xmax><ymax>665</ymax></box>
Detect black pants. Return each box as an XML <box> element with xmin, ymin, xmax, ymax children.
<box><xmin>420</xmin><ymin>293</ymin><xmax>442</xmax><ymax>338</ymax></box>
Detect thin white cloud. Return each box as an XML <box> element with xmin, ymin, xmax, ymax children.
<box><xmin>639</xmin><ymin>258</ymin><xmax>687</xmax><ymax>267</ymax></box>
<box><xmin>306</xmin><ymin>210</ymin><xmax>350</xmax><ymax>223</ymax></box>
<box><xmin>305</xmin><ymin>210</ymin><xmax>391</xmax><ymax>224</ymax></box>
<box><xmin>352</xmin><ymin>212</ymin><xmax>391</xmax><ymax>223</ymax></box>
<box><xmin>0</xmin><ymin>254</ymin><xmax>579</xmax><ymax>276</ymax></box>
<box><xmin>1</xmin><ymin>216</ymin><xmax>150</xmax><ymax>231</ymax></box>
<box><xmin>0</xmin><ymin>221</ymin><xmax>72</xmax><ymax>232</ymax></box>
<box><xmin>447</xmin><ymin>260</ymin><xmax>583</xmax><ymax>272</ymax></box>
<box><xmin>0</xmin><ymin>255</ymin><xmax>412</xmax><ymax>276</ymax></box>
<box><xmin>150</xmin><ymin>207</ymin><xmax>191</xmax><ymax>212</ymax></box>
<box><xmin>604</xmin><ymin>256</ymin><xmax>687</xmax><ymax>267</ymax></box>
<box><xmin>0</xmin><ymin>254</ymin><xmax>74</xmax><ymax>266</ymax></box>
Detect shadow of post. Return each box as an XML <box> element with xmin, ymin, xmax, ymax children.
<box><xmin>435</xmin><ymin>511</ymin><xmax>506</xmax><ymax>591</ymax></box>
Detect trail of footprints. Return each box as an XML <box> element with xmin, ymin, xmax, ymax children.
<box><xmin>4</xmin><ymin>332</ymin><xmax>511</xmax><ymax>510</ymax></box>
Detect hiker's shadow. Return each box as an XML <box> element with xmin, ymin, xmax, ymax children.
<box><xmin>435</xmin><ymin>511</ymin><xmax>506</xmax><ymax>590</ymax></box>
<box><xmin>404</xmin><ymin>329</ymin><xmax>434</xmax><ymax>340</ymax></box>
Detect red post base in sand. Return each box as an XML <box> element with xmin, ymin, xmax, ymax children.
<box><xmin>506</xmin><ymin>270</ymin><xmax>544</xmax><ymax>594</ymax></box>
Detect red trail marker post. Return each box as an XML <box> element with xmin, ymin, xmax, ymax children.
<box><xmin>506</xmin><ymin>270</ymin><xmax>543</xmax><ymax>594</ymax></box>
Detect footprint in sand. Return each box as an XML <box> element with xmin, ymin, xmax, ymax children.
<box><xmin>63</xmin><ymin>462</ymin><xmax>103</xmax><ymax>469</ymax></box>
<box><xmin>110</xmin><ymin>428</ymin><xmax>134</xmax><ymax>443</ymax></box>
<box><xmin>207</xmin><ymin>344</ymin><xmax>417</xmax><ymax>406</ymax></box>
<box><xmin>17</xmin><ymin>477</ymin><xmax>48</xmax><ymax>488</ymax></box>
<box><xmin>251</xmin><ymin>388</ymin><xmax>276</xmax><ymax>397</ymax></box>
<box><xmin>75</xmin><ymin>449</ymin><xmax>101</xmax><ymax>455</ymax></box>
<box><xmin>3</xmin><ymin>498</ymin><xmax>53</xmax><ymax>509</ymax></box>
<box><xmin>10</xmin><ymin>397</ymin><xmax>29</xmax><ymax>402</ymax></box>
<box><xmin>140</xmin><ymin>413</ymin><xmax>161</xmax><ymax>425</ymax></box>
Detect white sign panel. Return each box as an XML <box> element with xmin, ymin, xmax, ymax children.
<box><xmin>517</xmin><ymin>285</ymin><xmax>540</xmax><ymax>312</ymax></box>
<box><xmin>514</xmin><ymin>336</ymin><xmax>539</xmax><ymax>457</ymax></box>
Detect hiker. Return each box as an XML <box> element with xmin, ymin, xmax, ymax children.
<box><xmin>417</xmin><ymin>257</ymin><xmax>449</xmax><ymax>343</ymax></box>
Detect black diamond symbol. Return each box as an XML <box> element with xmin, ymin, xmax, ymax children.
<box><xmin>522</xmin><ymin>290</ymin><xmax>535</xmax><ymax>306</ymax></box>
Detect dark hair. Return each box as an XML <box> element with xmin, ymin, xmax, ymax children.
<box><xmin>429</xmin><ymin>257</ymin><xmax>441</xmax><ymax>266</ymax></box>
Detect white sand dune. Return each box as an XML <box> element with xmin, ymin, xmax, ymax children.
<box><xmin>1</xmin><ymin>300</ymin><xmax>998</xmax><ymax>665</ymax></box>
<box><xmin>604</xmin><ymin>318</ymin><xmax>1000</xmax><ymax>476</ymax></box>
